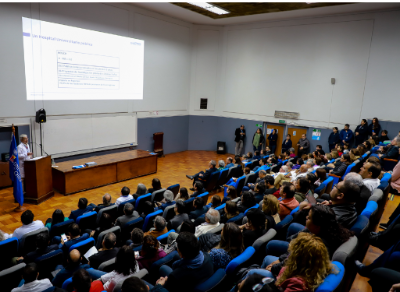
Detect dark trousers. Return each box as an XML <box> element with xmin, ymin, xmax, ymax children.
<box><xmin>369</xmin><ymin>268</ymin><xmax>400</xmax><ymax>292</ymax></box>
<box><xmin>193</xmin><ymin>171</ymin><xmax>207</xmax><ymax>186</ymax></box>
<box><xmin>371</xmin><ymin>212</ymin><xmax>400</xmax><ymax>251</ymax></box>
<box><xmin>270</xmin><ymin>145</ymin><xmax>276</xmax><ymax>155</ymax></box>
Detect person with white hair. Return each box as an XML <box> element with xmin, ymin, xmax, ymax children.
<box><xmin>17</xmin><ymin>134</ymin><xmax>32</xmax><ymax>191</ymax></box>
<box><xmin>195</xmin><ymin>209</ymin><xmax>220</xmax><ymax>237</ymax></box>
<box><xmin>217</xmin><ymin>160</ymin><xmax>225</xmax><ymax>170</ymax></box>
<box><xmin>144</xmin><ymin>216</ymin><xmax>168</xmax><ymax>237</ymax></box>
<box><xmin>186</xmin><ymin>160</ymin><xmax>219</xmax><ymax>189</ymax></box>
<box><xmin>155</xmin><ymin>190</ymin><xmax>175</xmax><ymax>211</ymax></box>
<box><xmin>342</xmin><ymin>172</ymin><xmax>372</xmax><ymax>214</ymax></box>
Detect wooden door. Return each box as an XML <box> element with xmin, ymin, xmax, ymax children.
<box><xmin>265</xmin><ymin>124</ymin><xmax>285</xmax><ymax>155</ymax></box>
<box><xmin>287</xmin><ymin>127</ymin><xmax>308</xmax><ymax>156</ymax></box>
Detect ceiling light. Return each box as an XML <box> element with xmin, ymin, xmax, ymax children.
<box><xmin>187</xmin><ymin>2</ymin><xmax>230</xmax><ymax>15</ymax></box>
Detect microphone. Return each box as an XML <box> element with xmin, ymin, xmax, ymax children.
<box><xmin>30</xmin><ymin>141</ymin><xmax>50</xmax><ymax>157</ymax></box>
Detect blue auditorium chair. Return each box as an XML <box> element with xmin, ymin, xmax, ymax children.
<box><xmin>167</xmin><ymin>184</ymin><xmax>180</xmax><ymax>198</ymax></box>
<box><xmin>315</xmin><ymin>261</ymin><xmax>345</xmax><ymax>292</ymax></box>
<box><xmin>142</xmin><ymin>210</ymin><xmax>163</xmax><ymax>232</ymax></box>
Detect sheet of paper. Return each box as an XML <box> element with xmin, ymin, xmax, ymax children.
<box><xmin>84</xmin><ymin>246</ymin><xmax>98</xmax><ymax>261</ymax></box>
<box><xmin>30</xmin><ymin>156</ymin><xmax>45</xmax><ymax>161</ymax></box>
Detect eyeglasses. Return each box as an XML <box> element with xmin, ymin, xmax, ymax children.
<box><xmin>252</xmin><ymin>277</ymin><xmax>274</xmax><ymax>292</ymax></box>
<box><xmin>334</xmin><ymin>185</ymin><xmax>343</xmax><ymax>193</ymax></box>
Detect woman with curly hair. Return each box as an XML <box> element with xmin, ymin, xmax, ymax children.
<box><xmin>137</xmin><ymin>235</ymin><xmax>167</xmax><ymax>270</ymax></box>
<box><xmin>244</xmin><ymin>233</ymin><xmax>335</xmax><ymax>291</ymax></box>
<box><xmin>209</xmin><ymin>223</ymin><xmax>244</xmax><ymax>270</ymax></box>
<box><xmin>262</xmin><ymin>194</ymin><xmax>280</xmax><ymax>226</ymax></box>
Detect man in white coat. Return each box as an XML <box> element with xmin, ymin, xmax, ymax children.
<box><xmin>17</xmin><ymin>134</ymin><xmax>32</xmax><ymax>191</ymax></box>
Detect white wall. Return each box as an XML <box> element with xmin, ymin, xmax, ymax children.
<box><xmin>189</xmin><ymin>9</ymin><xmax>400</xmax><ymax>130</ymax></box>
<box><xmin>0</xmin><ymin>3</ymin><xmax>192</xmax><ymax>123</ymax></box>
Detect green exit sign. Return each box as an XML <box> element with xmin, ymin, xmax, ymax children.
<box><xmin>256</xmin><ymin>124</ymin><xmax>262</xmax><ymax>127</ymax></box>
<box><xmin>279</xmin><ymin>120</ymin><xmax>286</xmax><ymax>124</ymax></box>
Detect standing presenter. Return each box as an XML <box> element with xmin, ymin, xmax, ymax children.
<box><xmin>235</xmin><ymin>125</ymin><xmax>246</xmax><ymax>156</ymax></box>
<box><xmin>17</xmin><ymin>134</ymin><xmax>32</xmax><ymax>192</ymax></box>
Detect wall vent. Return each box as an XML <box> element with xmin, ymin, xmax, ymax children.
<box><xmin>200</xmin><ymin>98</ymin><xmax>208</xmax><ymax>110</ymax></box>
<box><xmin>274</xmin><ymin>110</ymin><xmax>299</xmax><ymax>119</ymax></box>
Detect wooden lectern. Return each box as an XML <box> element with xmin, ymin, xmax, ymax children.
<box><xmin>24</xmin><ymin>156</ymin><xmax>54</xmax><ymax>204</ymax></box>
<box><xmin>153</xmin><ymin>132</ymin><xmax>164</xmax><ymax>157</ymax></box>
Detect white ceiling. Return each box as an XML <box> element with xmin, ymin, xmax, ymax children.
<box><xmin>131</xmin><ymin>2</ymin><xmax>400</xmax><ymax>26</ymax></box>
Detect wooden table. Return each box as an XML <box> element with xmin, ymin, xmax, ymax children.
<box><xmin>52</xmin><ymin>150</ymin><xmax>157</xmax><ymax>195</ymax></box>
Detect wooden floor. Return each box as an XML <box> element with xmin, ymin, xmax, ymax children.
<box><xmin>0</xmin><ymin>150</ymin><xmax>396</xmax><ymax>291</ymax></box>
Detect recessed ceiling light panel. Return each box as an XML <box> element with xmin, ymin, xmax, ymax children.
<box><xmin>187</xmin><ymin>2</ymin><xmax>230</xmax><ymax>15</ymax></box>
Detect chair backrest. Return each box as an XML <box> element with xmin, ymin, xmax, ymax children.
<box><xmin>76</xmin><ymin>211</ymin><xmax>97</xmax><ymax>233</ymax></box>
<box><xmin>271</xmin><ymin>164</ymin><xmax>280</xmax><ymax>173</ymax></box>
<box><xmin>149</xmin><ymin>251</ymin><xmax>180</xmax><ymax>276</ymax></box>
<box><xmin>97</xmin><ymin>205</ymin><xmax>118</xmax><ymax>224</ymax></box>
<box><xmin>19</xmin><ymin>227</ymin><xmax>49</xmax><ymax>256</ymax></box>
<box><xmin>121</xmin><ymin>217</ymin><xmax>144</xmax><ymax>242</ymax></box>
<box><xmin>324</xmin><ymin>177</ymin><xmax>334</xmax><ymax>193</ymax></box>
<box><xmin>216</xmin><ymin>169</ymin><xmax>229</xmax><ymax>187</ymax></box>
<box><xmin>50</xmin><ymin>219</ymin><xmax>74</xmax><ymax>238</ymax></box>
<box><xmin>343</xmin><ymin>162</ymin><xmax>356</xmax><ymax>178</ymax></box>
<box><xmin>252</xmin><ymin>229</ymin><xmax>277</xmax><ymax>256</ymax></box>
<box><xmin>96</xmin><ymin>226</ymin><xmax>121</xmax><ymax>249</ymax></box>
<box><xmin>117</xmin><ymin>199</ymin><xmax>136</xmax><ymax>216</ymax></box>
<box><xmin>251</xmin><ymin>160</ymin><xmax>259</xmax><ymax>170</ymax></box>
<box><xmin>332</xmin><ymin>236</ymin><xmax>358</xmax><ymax>267</ymax></box>
<box><xmin>69</xmin><ymin>237</ymin><xmax>95</xmax><ymax>255</ymax></box>
<box><xmin>143</xmin><ymin>210</ymin><xmax>163</xmax><ymax>232</ymax></box>
<box><xmin>194</xmin><ymin>268</ymin><xmax>226</xmax><ymax>292</ymax></box>
<box><xmin>0</xmin><ymin>262</ymin><xmax>26</xmax><ymax>292</ymax></box>
<box><xmin>0</xmin><ymin>237</ymin><xmax>19</xmax><ymax>271</ymax></box>
<box><xmin>151</xmin><ymin>188</ymin><xmax>167</xmax><ymax>203</ymax></box>
<box><xmin>112</xmin><ymin>269</ymin><xmax>149</xmax><ymax>292</ymax></box>
<box><xmin>184</xmin><ymin>197</ymin><xmax>195</xmax><ymax>213</ymax></box>
<box><xmin>381</xmin><ymin>172</ymin><xmax>392</xmax><ymax>182</ymax></box>
<box><xmin>315</xmin><ymin>261</ymin><xmax>345</xmax><ymax>292</ymax></box>
<box><xmin>98</xmin><ymin>257</ymin><xmax>116</xmax><ymax>272</ymax></box>
<box><xmin>206</xmin><ymin>171</ymin><xmax>220</xmax><ymax>192</ymax></box>
<box><xmin>226</xmin><ymin>167</ymin><xmax>236</xmax><ymax>180</ymax></box>
<box><xmin>290</xmin><ymin>205</ymin><xmax>300</xmax><ymax>215</ymax></box>
<box><xmin>274</xmin><ymin>215</ymin><xmax>293</xmax><ymax>240</ymax></box>
<box><xmin>157</xmin><ymin>229</ymin><xmax>175</xmax><ymax>244</ymax></box>
<box><xmin>236</xmin><ymin>176</ymin><xmax>246</xmax><ymax>195</ymax></box>
<box><xmin>163</xmin><ymin>204</ymin><xmax>176</xmax><ymax>220</ymax></box>
<box><xmin>197</xmin><ymin>192</ymin><xmax>209</xmax><ymax>200</ymax></box>
<box><xmin>227</xmin><ymin>213</ymin><xmax>245</xmax><ymax>225</ymax></box>
<box><xmin>35</xmin><ymin>249</ymin><xmax>64</xmax><ymax>280</ymax></box>
<box><xmin>62</xmin><ymin>277</ymin><xmax>73</xmax><ymax>291</ymax></box>
<box><xmin>135</xmin><ymin>193</ymin><xmax>152</xmax><ymax>214</ymax></box>
<box><xmin>167</xmin><ymin>184</ymin><xmax>180</xmax><ymax>198</ymax></box>
<box><xmin>244</xmin><ymin>204</ymin><xmax>259</xmax><ymax>215</ymax></box>
<box><xmin>350</xmin><ymin>215</ymin><xmax>369</xmax><ymax>237</ymax></box>
<box><xmin>315</xmin><ymin>181</ymin><xmax>327</xmax><ymax>195</ymax></box>
<box><xmin>225</xmin><ymin>246</ymin><xmax>255</xmax><ymax>275</ymax></box>
<box><xmin>360</xmin><ymin>201</ymin><xmax>378</xmax><ymax>219</ymax></box>
<box><xmin>244</xmin><ymin>173</ymin><xmax>257</xmax><ymax>186</ymax></box>
<box><xmin>232</xmin><ymin>165</ymin><xmax>243</xmax><ymax>178</ymax></box>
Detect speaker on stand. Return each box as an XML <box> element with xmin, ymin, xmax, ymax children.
<box><xmin>35</xmin><ymin>109</ymin><xmax>46</xmax><ymax>156</ymax></box>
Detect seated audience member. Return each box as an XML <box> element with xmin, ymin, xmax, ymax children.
<box><xmin>313</xmin><ymin>157</ymin><xmax>322</xmax><ymax>169</ymax></box>
<box><xmin>89</xmin><ymin>246</ymin><xmax>140</xmax><ymax>292</ymax></box>
<box><xmin>115</xmin><ymin>187</ymin><xmax>133</xmax><ymax>207</ymax></box>
<box><xmin>253</xmin><ymin>158</ymin><xmax>268</xmax><ymax>172</ymax></box>
<box><xmin>155</xmin><ymin>232</ymin><xmax>214</xmax><ymax>292</ymax></box>
<box><xmin>306</xmin><ymin>160</ymin><xmax>314</xmax><ymax>172</ymax></box>
<box><xmin>186</xmin><ymin>160</ymin><xmax>218</xmax><ymax>186</ymax></box>
<box><xmin>95</xmin><ymin>194</ymin><xmax>113</xmax><ymax>213</ymax></box>
<box><xmin>11</xmin><ymin>263</ymin><xmax>52</xmax><ymax>292</ymax></box>
<box><xmin>72</xmin><ymin>269</ymin><xmax>104</xmax><ymax>292</ymax></box>
<box><xmin>190</xmin><ymin>182</ymin><xmax>206</xmax><ymax>197</ymax></box>
<box><xmin>132</xmin><ymin>183</ymin><xmax>148</xmax><ymax>200</ymax></box>
<box><xmin>223</xmin><ymin>167</ymin><xmax>250</xmax><ymax>197</ymax></box>
<box><xmin>266</xmin><ymin>156</ymin><xmax>277</xmax><ymax>167</ymax></box>
<box><xmin>209</xmin><ymin>195</ymin><xmax>221</xmax><ymax>209</ymax></box>
<box><xmin>89</xmin><ymin>233</ymin><xmax>119</xmax><ymax>270</ymax></box>
<box><xmin>239</xmin><ymin>209</ymin><xmax>266</xmax><ymax>248</ymax></box>
<box><xmin>253</xmin><ymin>151</ymin><xmax>262</xmax><ymax>160</ymax></box>
<box><xmin>222</xmin><ymin>185</ymin><xmax>237</xmax><ymax>204</ymax></box>
<box><xmin>175</xmin><ymin>187</ymin><xmax>189</xmax><ymax>201</ymax></box>
<box><xmin>306</xmin><ymin>173</ymin><xmax>318</xmax><ymax>191</ymax></box>
<box><xmin>21</xmin><ymin>233</ymin><xmax>58</xmax><ymax>263</ymax></box>
<box><xmin>144</xmin><ymin>216</ymin><xmax>168</xmax><ymax>238</ymax></box>
<box><xmin>168</xmin><ymin>200</ymin><xmax>190</xmax><ymax>231</ymax></box>
<box><xmin>155</xmin><ymin>190</ymin><xmax>175</xmax><ymax>211</ymax></box>
<box><xmin>52</xmin><ymin>250</ymin><xmax>90</xmax><ymax>287</ymax></box>
<box><xmin>60</xmin><ymin>223</ymin><xmax>89</xmax><ymax>255</ymax></box>
<box><xmin>195</xmin><ymin>209</ymin><xmax>220</xmax><ymax>237</ymax></box>
<box><xmin>167</xmin><ymin>220</ymin><xmax>196</xmax><ymax>245</ymax></box>
<box><xmin>284</xmin><ymin>151</ymin><xmax>291</xmax><ymax>160</ymax></box>
<box><xmin>350</xmin><ymin>148</ymin><xmax>361</xmax><ymax>162</ymax></box>
<box><xmin>357</xmin><ymin>144</ymin><xmax>367</xmax><ymax>156</ymax></box>
<box><xmin>292</xmin><ymin>158</ymin><xmax>303</xmax><ymax>170</ymax></box>
<box><xmin>315</xmin><ymin>168</ymin><xmax>327</xmax><ymax>187</ymax></box>
<box><xmin>343</xmin><ymin>172</ymin><xmax>371</xmax><ymax>215</ymax></box>
<box><xmin>262</xmin><ymin>195</ymin><xmax>281</xmax><ymax>226</ymax></box>
<box><xmin>13</xmin><ymin>210</ymin><xmax>44</xmax><ymax>240</ymax></box>
<box><xmin>209</xmin><ymin>223</ymin><xmax>244</xmax><ymax>270</ymax></box>
<box><xmin>225</xmin><ymin>157</ymin><xmax>234</xmax><ymax>169</ymax></box>
<box><xmin>278</xmin><ymin>182</ymin><xmax>299</xmax><ymax>220</ymax></box>
<box><xmin>45</xmin><ymin>209</ymin><xmax>68</xmax><ymax>229</ymax></box>
<box><xmin>273</xmin><ymin>166</ymin><xmax>292</xmax><ymax>188</ymax></box>
<box><xmin>245</xmin><ymin>233</ymin><xmax>335</xmax><ymax>292</ymax></box>
<box><xmin>137</xmin><ymin>235</ymin><xmax>167</xmax><ymax>270</ymax></box>
<box><xmin>294</xmin><ymin>177</ymin><xmax>312</xmax><ymax>203</ymax></box>
<box><xmin>378</xmin><ymin>137</ymin><xmax>400</xmax><ymax>160</ymax></box>
<box><xmin>237</xmin><ymin>192</ymin><xmax>257</xmax><ymax>213</ymax></box>
<box><xmin>378</xmin><ymin>129</ymin><xmax>390</xmax><ymax>143</ymax></box>
<box><xmin>189</xmin><ymin>197</ymin><xmax>208</xmax><ymax>220</ymax></box>
<box><xmin>235</xmin><ymin>273</ymin><xmax>273</xmax><ymax>292</ymax></box>
<box><xmin>289</xmin><ymin>148</ymin><xmax>296</xmax><ymax>158</ymax></box>
<box><xmin>121</xmin><ymin>273</ymin><xmax>168</xmax><ymax>292</ymax></box>
<box><xmin>321</xmin><ymin>180</ymin><xmax>359</xmax><ymax>229</ymax></box>
<box><xmin>234</xmin><ymin>155</ymin><xmax>244</xmax><ymax>168</ymax></box>
<box><xmin>290</xmin><ymin>164</ymin><xmax>309</xmax><ymax>182</ymax></box>
<box><xmin>336</xmin><ymin>144</ymin><xmax>344</xmax><ymax>156</ymax></box>
<box><xmin>220</xmin><ymin>201</ymin><xmax>240</xmax><ymax>224</ymax></box>
<box><xmin>130</xmin><ymin>228</ymin><xmax>144</xmax><ymax>249</ymax></box>
<box><xmin>390</xmin><ymin>157</ymin><xmax>400</xmax><ymax>196</ymax></box>
<box><xmin>116</xmin><ymin>203</ymin><xmax>139</xmax><ymax>227</ymax></box>
<box><xmin>148</xmin><ymin>178</ymin><xmax>162</xmax><ymax>194</ymax></box>
<box><xmin>331</xmin><ymin>150</ymin><xmax>339</xmax><ymax>159</ymax></box>
<box><xmin>264</xmin><ymin>147</ymin><xmax>272</xmax><ymax>156</ymax></box>
<box><xmin>263</xmin><ymin>175</ymin><xmax>277</xmax><ymax>195</ymax></box>
<box><xmin>217</xmin><ymin>160</ymin><xmax>225</xmax><ymax>170</ymax></box>
<box><xmin>91</xmin><ymin>213</ymin><xmax>113</xmax><ymax>241</ymax></box>
<box><xmin>364</xmin><ymin>140</ymin><xmax>372</xmax><ymax>150</ymax></box>
<box><xmin>316</xmin><ymin>145</ymin><xmax>325</xmax><ymax>155</ymax></box>
<box><xmin>253</xmin><ymin>181</ymin><xmax>266</xmax><ymax>202</ymax></box>
<box><xmin>69</xmin><ymin>198</ymin><xmax>97</xmax><ymax>221</ymax></box>
<box><xmin>327</xmin><ymin>154</ymin><xmax>351</xmax><ymax>177</ymax></box>
<box><xmin>359</xmin><ymin>162</ymin><xmax>381</xmax><ymax>192</ymax></box>
<box><xmin>140</xmin><ymin>201</ymin><xmax>155</xmax><ymax>219</ymax></box>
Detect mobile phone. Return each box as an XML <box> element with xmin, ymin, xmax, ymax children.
<box><xmin>61</xmin><ymin>233</ymin><xmax>68</xmax><ymax>242</ymax></box>
<box><xmin>134</xmin><ymin>251</ymin><xmax>139</xmax><ymax>258</ymax></box>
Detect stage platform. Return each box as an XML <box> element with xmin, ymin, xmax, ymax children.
<box><xmin>52</xmin><ymin>150</ymin><xmax>157</xmax><ymax>195</ymax></box>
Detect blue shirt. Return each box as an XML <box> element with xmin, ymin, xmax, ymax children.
<box><xmin>339</xmin><ymin>129</ymin><xmax>354</xmax><ymax>143</ymax></box>
<box><xmin>225</xmin><ymin>163</ymin><xmax>234</xmax><ymax>169</ymax></box>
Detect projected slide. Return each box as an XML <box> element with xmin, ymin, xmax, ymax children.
<box><xmin>22</xmin><ymin>17</ymin><xmax>144</xmax><ymax>100</ymax></box>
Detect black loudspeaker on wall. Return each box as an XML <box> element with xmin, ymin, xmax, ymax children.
<box><xmin>36</xmin><ymin>108</ymin><xmax>46</xmax><ymax>123</ymax></box>
<box><xmin>217</xmin><ymin>141</ymin><xmax>226</xmax><ymax>154</ymax></box>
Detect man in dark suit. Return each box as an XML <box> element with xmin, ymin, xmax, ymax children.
<box><xmin>94</xmin><ymin>194</ymin><xmax>114</xmax><ymax>213</ymax></box>
<box><xmin>189</xmin><ymin>197</ymin><xmax>208</xmax><ymax>220</ymax></box>
<box><xmin>235</xmin><ymin>125</ymin><xmax>246</xmax><ymax>156</ymax></box>
<box><xmin>59</xmin><ymin>223</ymin><xmax>89</xmax><ymax>256</ymax></box>
<box><xmin>190</xmin><ymin>182</ymin><xmax>206</xmax><ymax>198</ymax></box>
<box><xmin>186</xmin><ymin>160</ymin><xmax>219</xmax><ymax>188</ymax></box>
<box><xmin>68</xmin><ymin>198</ymin><xmax>96</xmax><ymax>221</ymax></box>
<box><xmin>21</xmin><ymin>233</ymin><xmax>58</xmax><ymax>263</ymax></box>
<box><xmin>88</xmin><ymin>232</ymin><xmax>119</xmax><ymax>270</ymax></box>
